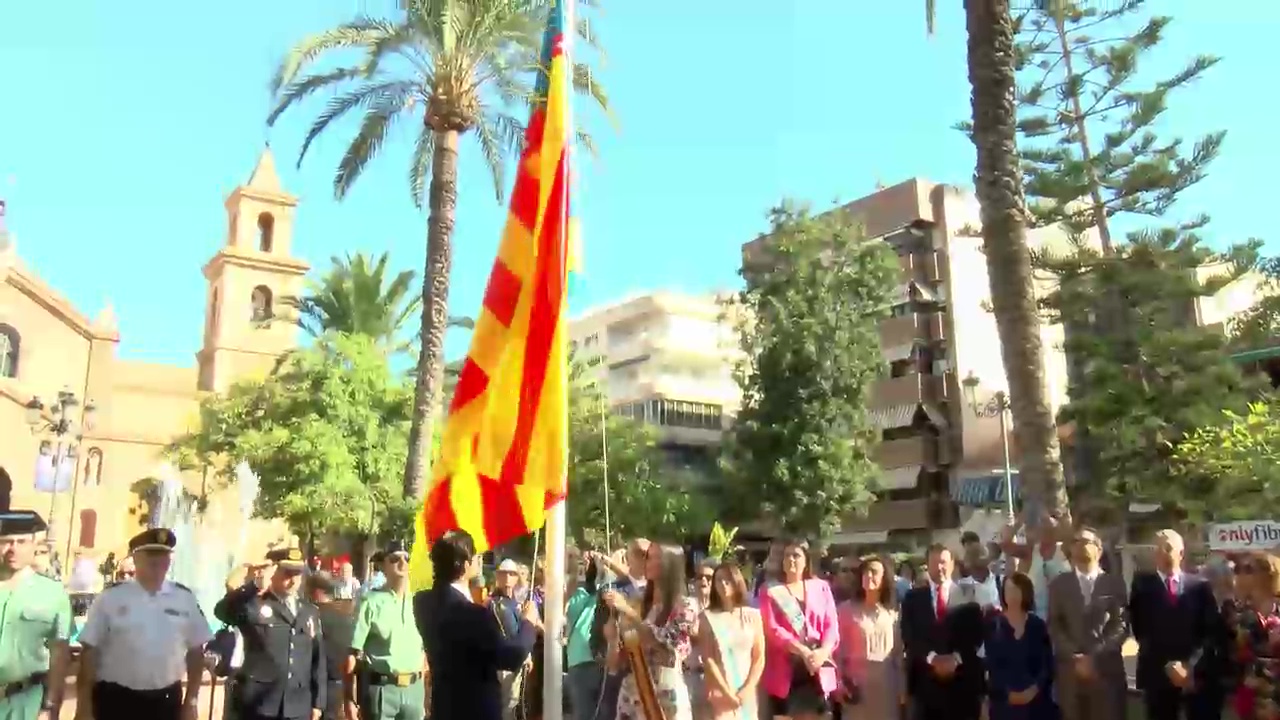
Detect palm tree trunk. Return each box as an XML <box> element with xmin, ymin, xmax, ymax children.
<box><xmin>403</xmin><ymin>129</ymin><xmax>460</xmax><ymax>500</ymax></box>
<box><xmin>964</xmin><ymin>0</ymin><xmax>1071</xmax><ymax>522</ymax></box>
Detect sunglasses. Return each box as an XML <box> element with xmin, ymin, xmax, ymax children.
<box><xmin>697</xmin><ymin>574</ymin><xmax>714</xmax><ymax>582</ymax></box>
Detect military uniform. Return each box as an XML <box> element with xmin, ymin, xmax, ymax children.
<box><xmin>307</xmin><ymin>572</ymin><xmax>355</xmax><ymax>720</ymax></box>
<box><xmin>0</xmin><ymin>510</ymin><xmax>72</xmax><ymax>720</ymax></box>
<box><xmin>351</xmin><ymin>540</ymin><xmax>425</xmax><ymax>720</ymax></box>
<box><xmin>79</xmin><ymin>528</ymin><xmax>212</xmax><ymax>720</ymax></box>
<box><xmin>215</xmin><ymin>547</ymin><xmax>326</xmax><ymax>720</ymax></box>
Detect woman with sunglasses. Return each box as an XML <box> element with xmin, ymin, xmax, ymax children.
<box><xmin>1227</xmin><ymin>552</ymin><xmax>1280</xmax><ymax>720</ymax></box>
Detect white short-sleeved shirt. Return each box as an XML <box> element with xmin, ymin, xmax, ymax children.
<box><xmin>79</xmin><ymin>579</ymin><xmax>214</xmax><ymax>690</ymax></box>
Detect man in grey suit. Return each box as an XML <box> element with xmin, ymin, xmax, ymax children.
<box><xmin>1048</xmin><ymin>526</ymin><xmax>1130</xmax><ymax>720</ymax></box>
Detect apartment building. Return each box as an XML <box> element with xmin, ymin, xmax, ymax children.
<box><xmin>742</xmin><ymin>178</ymin><xmax>1077</xmax><ymax>548</ymax></box>
<box><xmin>568</xmin><ymin>292</ymin><xmax>742</xmax><ymax>468</ymax></box>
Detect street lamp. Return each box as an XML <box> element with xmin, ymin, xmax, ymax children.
<box><xmin>961</xmin><ymin>371</ymin><xmax>1015</xmax><ymax>517</ymax></box>
<box><xmin>25</xmin><ymin>388</ymin><xmax>96</xmax><ymax>571</ymax></box>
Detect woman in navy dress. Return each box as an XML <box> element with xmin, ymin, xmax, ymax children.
<box><xmin>986</xmin><ymin>572</ymin><xmax>1059</xmax><ymax>720</ymax></box>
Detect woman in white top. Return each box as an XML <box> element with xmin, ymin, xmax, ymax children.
<box><xmin>698</xmin><ymin>562</ymin><xmax>764</xmax><ymax>720</ymax></box>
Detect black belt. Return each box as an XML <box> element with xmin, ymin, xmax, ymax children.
<box><xmin>0</xmin><ymin>673</ymin><xmax>45</xmax><ymax>700</ymax></box>
<box><xmin>367</xmin><ymin>672</ymin><xmax>422</xmax><ymax>687</ymax></box>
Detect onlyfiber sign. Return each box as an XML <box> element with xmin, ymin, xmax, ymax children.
<box><xmin>1208</xmin><ymin>521</ymin><xmax>1280</xmax><ymax>551</ymax></box>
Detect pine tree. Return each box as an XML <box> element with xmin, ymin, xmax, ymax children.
<box><xmin>723</xmin><ymin>202</ymin><xmax>897</xmax><ymax>539</ymax></box>
<box><xmin>1011</xmin><ymin>0</ymin><xmax>1264</xmax><ymax>522</ymax></box>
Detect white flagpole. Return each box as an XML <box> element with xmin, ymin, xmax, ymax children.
<box><xmin>542</xmin><ymin>0</ymin><xmax>573</xmax><ymax>716</ymax></box>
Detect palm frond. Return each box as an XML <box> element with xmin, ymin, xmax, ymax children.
<box><xmin>269</xmin><ymin>18</ymin><xmax>402</xmax><ymax>95</ymax></box>
<box><xmin>408</xmin><ymin>129</ymin><xmax>437</xmax><ymax>211</ymax></box>
<box><xmin>298</xmin><ymin>80</ymin><xmax>415</xmax><ymax>172</ymax></box>
<box><xmin>474</xmin><ymin>117</ymin><xmax>508</xmax><ymax>202</ymax></box>
<box><xmin>267</xmin><ymin>68</ymin><xmax>364</xmax><ymax>127</ymax></box>
<box><xmin>334</xmin><ymin>87</ymin><xmax>414</xmax><ymax>198</ymax></box>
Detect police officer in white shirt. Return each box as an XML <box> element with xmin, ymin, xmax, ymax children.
<box><xmin>76</xmin><ymin>528</ymin><xmax>213</xmax><ymax>720</ymax></box>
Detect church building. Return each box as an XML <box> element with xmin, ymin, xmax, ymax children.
<box><xmin>0</xmin><ymin>149</ymin><xmax>305</xmax><ymax>566</ymax></box>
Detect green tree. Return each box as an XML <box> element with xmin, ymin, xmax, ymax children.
<box><xmin>166</xmin><ymin>333</ymin><xmax>415</xmax><ymax>550</ymax></box>
<box><xmin>923</xmin><ymin>0</ymin><xmax>1071</xmax><ymax>520</ymax></box>
<box><xmin>267</xmin><ymin>0</ymin><xmax>609</xmax><ymax>501</ymax></box>
<box><xmin>1171</xmin><ymin>398</ymin><xmax>1280</xmax><ymax>522</ymax></box>
<box><xmin>281</xmin><ymin>252</ymin><xmax>420</xmax><ymax>348</ymax></box>
<box><xmin>1229</xmin><ymin>256</ymin><xmax>1280</xmax><ymax>350</ymax></box>
<box><xmin>565</xmin><ymin>361</ymin><xmax>708</xmax><ymax>548</ymax></box>
<box><xmin>724</xmin><ymin>202</ymin><xmax>896</xmax><ymax>539</ymax></box>
<box><xmin>1011</xmin><ymin>0</ymin><xmax>1264</xmax><ymax>519</ymax></box>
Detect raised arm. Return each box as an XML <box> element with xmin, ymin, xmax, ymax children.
<box><xmin>213</xmin><ymin>579</ymin><xmax>260</xmax><ymax>627</ymax></box>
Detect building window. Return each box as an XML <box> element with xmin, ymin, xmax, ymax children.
<box><xmin>257</xmin><ymin>212</ymin><xmax>275</xmax><ymax>252</ymax></box>
<box><xmin>0</xmin><ymin>324</ymin><xmax>19</xmax><ymax>378</ymax></box>
<box><xmin>83</xmin><ymin>447</ymin><xmax>103</xmax><ymax>487</ymax></box>
<box><xmin>632</xmin><ymin>398</ymin><xmax>724</xmax><ymax>430</ymax></box>
<box><xmin>251</xmin><ymin>286</ymin><xmax>274</xmax><ymax>322</ymax></box>
<box><xmin>78</xmin><ymin>509</ymin><xmax>98</xmax><ymax>549</ymax></box>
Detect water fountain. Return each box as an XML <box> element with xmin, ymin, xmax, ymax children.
<box><xmin>150</xmin><ymin>461</ymin><xmax>261</xmax><ymax>629</ymax></box>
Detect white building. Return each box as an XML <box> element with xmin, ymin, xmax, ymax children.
<box><xmin>569</xmin><ymin>292</ymin><xmax>742</xmax><ymax>465</ymax></box>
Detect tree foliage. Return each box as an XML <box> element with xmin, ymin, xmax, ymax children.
<box><xmin>1009</xmin><ymin>0</ymin><xmax>1264</xmax><ymax>519</ymax></box>
<box><xmin>565</xmin><ymin>361</ymin><xmax>710</xmax><ymax>549</ymax></box>
<box><xmin>279</xmin><ymin>252</ymin><xmax>421</xmax><ymax>347</ymax></box>
<box><xmin>723</xmin><ymin>202</ymin><xmax>896</xmax><ymax>539</ymax></box>
<box><xmin>166</xmin><ymin>334</ymin><xmax>416</xmax><ymax>543</ymax></box>
<box><xmin>1172</xmin><ymin>398</ymin><xmax>1280</xmax><ymax>522</ymax></box>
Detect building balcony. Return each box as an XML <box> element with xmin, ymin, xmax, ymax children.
<box><xmin>898</xmin><ymin>250</ymin><xmax>942</xmax><ymax>284</ymax></box>
<box><xmin>873</xmin><ymin>372</ymin><xmax>948</xmax><ymax>407</ymax></box>
<box><xmin>880</xmin><ymin>312</ymin><xmax>947</xmax><ymax>348</ymax></box>
<box><xmin>875</xmin><ymin>434</ymin><xmax>953</xmax><ymax>471</ymax></box>
<box><xmin>840</xmin><ymin>498</ymin><xmax>932</xmax><ymax>533</ymax></box>
<box><xmin>659</xmin><ymin>424</ymin><xmax>723</xmax><ymax>447</ymax></box>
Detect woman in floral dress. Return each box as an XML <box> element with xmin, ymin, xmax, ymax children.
<box><xmin>1230</xmin><ymin>552</ymin><xmax>1280</xmax><ymax>720</ymax></box>
<box><xmin>605</xmin><ymin>543</ymin><xmax>698</xmax><ymax>720</ymax></box>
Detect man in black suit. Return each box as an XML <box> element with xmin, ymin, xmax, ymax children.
<box><xmin>900</xmin><ymin>543</ymin><xmax>986</xmax><ymax>720</ymax></box>
<box><xmin>414</xmin><ymin>530</ymin><xmax>539</xmax><ymax>720</ymax></box>
<box><xmin>214</xmin><ymin>546</ymin><xmax>326</xmax><ymax>720</ymax></box>
<box><xmin>1129</xmin><ymin>529</ymin><xmax>1224</xmax><ymax>720</ymax></box>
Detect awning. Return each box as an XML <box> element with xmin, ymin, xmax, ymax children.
<box><xmin>920</xmin><ymin>403</ymin><xmax>950</xmax><ymax>430</ymax></box>
<box><xmin>870</xmin><ymin>404</ymin><xmax>916</xmax><ymax>430</ymax></box>
<box><xmin>878</xmin><ymin>465</ymin><xmax>921</xmax><ymax>490</ymax></box>
<box><xmin>951</xmin><ymin>471</ymin><xmax>1022</xmax><ymax>507</ymax></box>
<box><xmin>883</xmin><ymin>343</ymin><xmax>916</xmax><ymax>362</ymax></box>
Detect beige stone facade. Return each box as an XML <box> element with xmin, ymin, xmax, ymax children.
<box><xmin>0</xmin><ymin>149</ymin><xmax>306</xmax><ymax>568</ymax></box>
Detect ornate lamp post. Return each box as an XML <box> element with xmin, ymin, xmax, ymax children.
<box><xmin>25</xmin><ymin>388</ymin><xmax>96</xmax><ymax>569</ymax></box>
<box><xmin>961</xmin><ymin>371</ymin><xmax>1015</xmax><ymax>517</ymax></box>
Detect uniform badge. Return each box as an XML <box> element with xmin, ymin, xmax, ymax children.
<box><xmin>260</xmin><ymin>605</ymin><xmax>273</xmax><ymax>619</ymax></box>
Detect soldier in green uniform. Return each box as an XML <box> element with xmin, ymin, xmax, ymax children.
<box><xmin>348</xmin><ymin>540</ymin><xmax>426</xmax><ymax>720</ymax></box>
<box><xmin>0</xmin><ymin>508</ymin><xmax>72</xmax><ymax>720</ymax></box>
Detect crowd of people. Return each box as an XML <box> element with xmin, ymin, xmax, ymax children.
<box><xmin>8</xmin><ymin>500</ymin><xmax>1280</xmax><ymax>720</ymax></box>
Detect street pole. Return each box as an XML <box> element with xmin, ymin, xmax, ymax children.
<box><xmin>997</xmin><ymin>391</ymin><xmax>1014</xmax><ymax>517</ymax></box>
<box><xmin>600</xmin><ymin>392</ymin><xmax>612</xmax><ymax>551</ymax></box>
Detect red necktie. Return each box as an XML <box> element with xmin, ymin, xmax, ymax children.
<box><xmin>936</xmin><ymin>586</ymin><xmax>948</xmax><ymax>617</ymax></box>
<box><xmin>1166</xmin><ymin>575</ymin><xmax>1177</xmax><ymax>600</ymax></box>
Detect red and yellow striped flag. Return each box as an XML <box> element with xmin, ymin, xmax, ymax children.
<box><xmin>408</xmin><ymin>0</ymin><xmax>574</xmax><ymax>589</ymax></box>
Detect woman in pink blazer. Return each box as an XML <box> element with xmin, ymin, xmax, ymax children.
<box><xmin>758</xmin><ymin>538</ymin><xmax>840</xmax><ymax>720</ymax></box>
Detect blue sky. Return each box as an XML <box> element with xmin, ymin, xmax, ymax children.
<box><xmin>0</xmin><ymin>1</ymin><xmax>1273</xmax><ymax>366</ymax></box>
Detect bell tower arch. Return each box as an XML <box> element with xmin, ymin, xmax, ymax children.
<box><xmin>196</xmin><ymin>148</ymin><xmax>310</xmax><ymax>391</ymax></box>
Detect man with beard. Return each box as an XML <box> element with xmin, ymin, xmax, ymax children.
<box><xmin>215</xmin><ymin>547</ymin><xmax>326</xmax><ymax>720</ymax></box>
<box><xmin>0</xmin><ymin>508</ymin><xmax>72</xmax><ymax>720</ymax></box>
<box><xmin>349</xmin><ymin>540</ymin><xmax>426</xmax><ymax>720</ymax></box>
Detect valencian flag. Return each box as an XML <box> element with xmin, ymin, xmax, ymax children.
<box><xmin>408</xmin><ymin>0</ymin><xmax>575</xmax><ymax>589</ymax></box>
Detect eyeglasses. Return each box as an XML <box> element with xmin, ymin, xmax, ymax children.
<box><xmin>697</xmin><ymin>574</ymin><xmax>713</xmax><ymax>582</ymax></box>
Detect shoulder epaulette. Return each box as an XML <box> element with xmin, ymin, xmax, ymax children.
<box><xmin>171</xmin><ymin>581</ymin><xmax>193</xmax><ymax>593</ymax></box>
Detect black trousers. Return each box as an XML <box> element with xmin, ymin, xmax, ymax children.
<box><xmin>92</xmin><ymin>681</ymin><xmax>183</xmax><ymax>720</ymax></box>
<box><xmin>1143</xmin><ymin>687</ymin><xmax>1224</xmax><ymax>720</ymax></box>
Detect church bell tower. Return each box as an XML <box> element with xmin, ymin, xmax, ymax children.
<box><xmin>196</xmin><ymin>149</ymin><xmax>310</xmax><ymax>392</ymax></box>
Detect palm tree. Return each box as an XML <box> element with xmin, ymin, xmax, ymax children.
<box><xmin>282</xmin><ymin>251</ymin><xmax>420</xmax><ymax>347</ymax></box>
<box><xmin>267</xmin><ymin>0</ymin><xmax>608</xmax><ymax>499</ymax></box>
<box><xmin>929</xmin><ymin>0</ymin><xmax>1071</xmax><ymax>521</ymax></box>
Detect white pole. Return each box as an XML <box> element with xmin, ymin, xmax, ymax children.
<box><xmin>600</xmin><ymin>391</ymin><xmax>612</xmax><ymax>551</ymax></box>
<box><xmin>543</xmin><ymin>1</ymin><xmax>573</xmax><ymax>716</ymax></box>
<box><xmin>999</xmin><ymin>392</ymin><xmax>1014</xmax><ymax>518</ymax></box>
